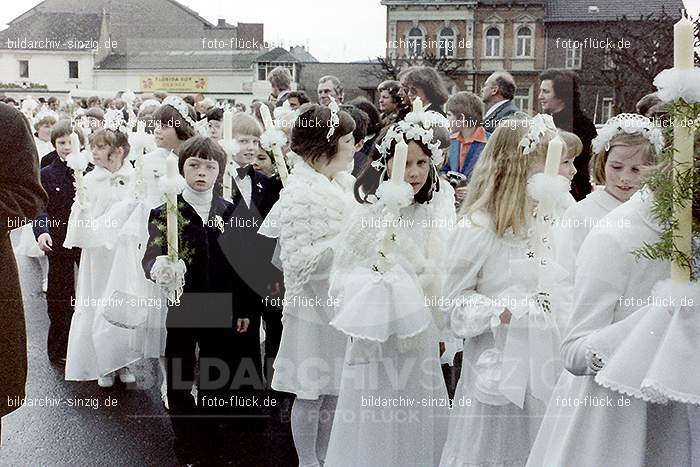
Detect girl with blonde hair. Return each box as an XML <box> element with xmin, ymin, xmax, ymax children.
<box><xmin>440</xmin><ymin>114</ymin><xmax>577</xmax><ymax>467</ymax></box>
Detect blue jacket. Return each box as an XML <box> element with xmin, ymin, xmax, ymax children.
<box><xmin>443</xmin><ymin>137</ymin><xmax>488</xmax><ymax>181</ymax></box>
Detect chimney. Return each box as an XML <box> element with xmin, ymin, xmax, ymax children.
<box><xmin>217</xmin><ymin>18</ymin><xmax>227</xmax><ymax>27</ymax></box>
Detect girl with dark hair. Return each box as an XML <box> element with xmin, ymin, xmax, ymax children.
<box><xmin>399</xmin><ymin>66</ymin><xmax>449</xmax><ymax>116</ymax></box>
<box><xmin>259</xmin><ymin>102</ymin><xmax>357</xmax><ymax>467</ymax></box>
<box><xmin>324</xmin><ymin>119</ymin><xmax>456</xmax><ymax>466</ymax></box>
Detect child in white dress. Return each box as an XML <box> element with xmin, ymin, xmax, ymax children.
<box><xmin>64</xmin><ymin>115</ymin><xmax>141</xmax><ymax>387</ymax></box>
<box><xmin>259</xmin><ymin>102</ymin><xmax>357</xmax><ymax>467</ymax></box>
<box><xmin>440</xmin><ymin>114</ymin><xmax>576</xmax><ymax>467</ymax></box>
<box><xmin>525</xmin><ymin>114</ymin><xmax>696</xmax><ymax>466</ymax></box>
<box><xmin>325</xmin><ymin>116</ymin><xmax>455</xmax><ymax>467</ymax></box>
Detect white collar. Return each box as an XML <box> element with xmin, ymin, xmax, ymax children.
<box><xmin>484</xmin><ymin>99</ymin><xmax>509</xmax><ymax>119</ymax></box>
<box><xmin>589</xmin><ymin>187</ymin><xmax>623</xmax><ymax>213</ymax></box>
<box><xmin>183</xmin><ymin>184</ymin><xmax>213</xmax><ymax>204</ymax></box>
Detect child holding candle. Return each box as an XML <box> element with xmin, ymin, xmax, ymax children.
<box><xmin>324</xmin><ymin>117</ymin><xmax>456</xmax><ymax>467</ymax></box>
<box><xmin>439</xmin><ymin>115</ymin><xmax>576</xmax><ymax>467</ymax></box>
<box><xmin>258</xmin><ymin>103</ymin><xmax>356</xmax><ymax>467</ymax></box>
<box><xmin>118</xmin><ymin>95</ymin><xmax>198</xmax><ymax>406</ymax></box>
<box><xmin>33</xmin><ymin>120</ymin><xmax>90</xmax><ymax>364</ymax></box>
<box><xmin>63</xmin><ymin>117</ymin><xmax>143</xmax><ymax>387</ymax></box>
<box><xmin>142</xmin><ymin>136</ymin><xmax>254</xmax><ymax>465</ymax></box>
<box><xmin>528</xmin><ymin>117</ymin><xmax>669</xmax><ymax>467</ymax></box>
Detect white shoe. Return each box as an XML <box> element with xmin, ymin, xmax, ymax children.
<box><xmin>117</xmin><ymin>367</ymin><xmax>136</xmax><ymax>384</ymax></box>
<box><xmin>97</xmin><ymin>373</ymin><xmax>115</xmax><ymax>388</ymax></box>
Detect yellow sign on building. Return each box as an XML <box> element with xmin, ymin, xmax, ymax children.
<box><xmin>140</xmin><ymin>76</ymin><xmax>208</xmax><ymax>92</ymax></box>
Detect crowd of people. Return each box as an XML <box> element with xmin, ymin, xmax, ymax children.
<box><xmin>0</xmin><ymin>62</ymin><xmax>698</xmax><ymax>466</ymax></box>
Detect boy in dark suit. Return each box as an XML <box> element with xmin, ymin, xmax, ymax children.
<box><xmin>220</xmin><ymin>113</ymin><xmax>277</xmax><ymax>391</ymax></box>
<box><xmin>142</xmin><ymin>136</ymin><xmax>256</xmax><ymax>464</ymax></box>
<box><xmin>34</xmin><ymin>121</ymin><xmax>87</xmax><ymax>364</ymax></box>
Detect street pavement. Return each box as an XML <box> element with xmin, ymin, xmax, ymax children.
<box><xmin>0</xmin><ymin>256</ymin><xmax>297</xmax><ymax>466</ymax></box>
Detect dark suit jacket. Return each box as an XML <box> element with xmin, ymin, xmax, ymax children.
<box><xmin>220</xmin><ymin>169</ymin><xmax>278</xmax><ymax>315</ymax></box>
<box><xmin>40</xmin><ymin>150</ymin><xmax>59</xmax><ymax>169</ymax></box>
<box><xmin>483</xmin><ymin>100</ymin><xmax>520</xmax><ymax>133</ymax></box>
<box><xmin>33</xmin><ymin>156</ymin><xmax>83</xmax><ymax>258</ymax></box>
<box><xmin>142</xmin><ymin>194</ymin><xmax>254</xmax><ymax>326</ymax></box>
<box><xmin>0</xmin><ymin>103</ymin><xmax>48</xmax><ymax>432</ymax></box>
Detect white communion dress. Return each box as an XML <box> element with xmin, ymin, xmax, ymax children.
<box><xmin>64</xmin><ymin>163</ymin><xmax>147</xmax><ymax>380</ymax></box>
<box><xmin>324</xmin><ymin>181</ymin><xmax>456</xmax><ymax>467</ymax></box>
<box><xmin>258</xmin><ymin>159</ymin><xmax>355</xmax><ymax>400</ymax></box>
<box><xmin>526</xmin><ymin>190</ymin><xmax>694</xmax><ymax>466</ymax></box>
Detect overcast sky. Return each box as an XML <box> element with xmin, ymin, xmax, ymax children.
<box><xmin>0</xmin><ymin>0</ymin><xmax>388</xmax><ymax>62</ymax></box>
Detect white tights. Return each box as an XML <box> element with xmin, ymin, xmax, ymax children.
<box><xmin>291</xmin><ymin>395</ymin><xmax>338</xmax><ymax>467</ymax></box>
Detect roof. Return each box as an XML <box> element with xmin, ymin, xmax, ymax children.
<box><xmin>0</xmin><ymin>12</ymin><xmax>102</xmax><ymax>50</ymax></box>
<box><xmin>94</xmin><ymin>51</ymin><xmax>260</xmax><ymax>71</ymax></box>
<box><xmin>381</xmin><ymin>0</ymin><xmax>476</xmax><ymax>5</ymax></box>
<box><xmin>255</xmin><ymin>47</ymin><xmax>319</xmax><ymax>63</ymax></box>
<box><xmin>545</xmin><ymin>0</ymin><xmax>684</xmax><ymax>22</ymax></box>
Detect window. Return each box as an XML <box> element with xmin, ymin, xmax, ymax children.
<box><xmin>484</xmin><ymin>27</ymin><xmax>501</xmax><ymax>57</ymax></box>
<box><xmin>516</xmin><ymin>27</ymin><xmax>533</xmax><ymax>57</ymax></box>
<box><xmin>257</xmin><ymin>63</ymin><xmax>294</xmax><ymax>81</ymax></box>
<box><xmin>565</xmin><ymin>45</ymin><xmax>582</xmax><ymax>69</ymax></box>
<box><xmin>603</xmin><ymin>47</ymin><xmax>615</xmax><ymax>70</ymax></box>
<box><xmin>68</xmin><ymin>61</ymin><xmax>79</xmax><ymax>79</ymax></box>
<box><xmin>514</xmin><ymin>87</ymin><xmax>532</xmax><ymax>114</ymax></box>
<box><xmin>407</xmin><ymin>27</ymin><xmax>424</xmax><ymax>57</ymax></box>
<box><xmin>601</xmin><ymin>97</ymin><xmax>613</xmax><ymax>122</ymax></box>
<box><xmin>438</xmin><ymin>27</ymin><xmax>456</xmax><ymax>58</ymax></box>
<box><xmin>19</xmin><ymin>60</ymin><xmax>29</xmax><ymax>78</ymax></box>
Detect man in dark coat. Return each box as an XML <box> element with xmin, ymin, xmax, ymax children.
<box><xmin>481</xmin><ymin>71</ymin><xmax>520</xmax><ymax>133</ymax></box>
<box><xmin>0</xmin><ymin>102</ymin><xmax>48</xmax><ymax>443</ymax></box>
<box><xmin>539</xmin><ymin>69</ymin><xmax>598</xmax><ymax>201</ymax></box>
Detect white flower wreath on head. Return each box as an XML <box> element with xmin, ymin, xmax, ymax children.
<box><xmin>591</xmin><ymin>113</ymin><xmax>665</xmax><ymax>155</ymax></box>
<box><xmin>371</xmin><ymin>119</ymin><xmax>444</xmax><ymax>171</ymax></box>
<box><xmin>104</xmin><ymin>108</ymin><xmax>129</xmax><ymax>134</ymax></box>
<box><xmin>326</xmin><ymin>97</ymin><xmax>340</xmax><ymax>141</ymax></box>
<box><xmin>519</xmin><ymin>113</ymin><xmax>556</xmax><ymax>155</ymax></box>
<box><xmin>162</xmin><ymin>95</ymin><xmax>198</xmax><ymax>131</ymax></box>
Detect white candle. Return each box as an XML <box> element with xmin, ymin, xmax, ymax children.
<box><xmin>670</xmin><ymin>14</ymin><xmax>695</xmax><ymax>282</ymax></box>
<box><xmin>165</xmin><ymin>151</ymin><xmax>179</xmax><ymax>260</ymax></box>
<box><xmin>259</xmin><ymin>103</ymin><xmax>274</xmax><ymax>130</ymax></box>
<box><xmin>412</xmin><ymin>97</ymin><xmax>424</xmax><ymax>113</ymax></box>
<box><xmin>223</xmin><ymin>107</ymin><xmax>233</xmax><ymax>141</ymax></box>
<box><xmin>543</xmin><ymin>136</ymin><xmax>564</xmax><ymax>176</ymax></box>
<box><xmin>674</xmin><ymin>16</ymin><xmax>695</xmax><ymax>69</ymax></box>
<box><xmin>391</xmin><ymin>139</ymin><xmax>408</xmax><ymax>184</ymax></box>
<box><xmin>223</xmin><ymin>155</ymin><xmax>232</xmax><ymax>200</ymax></box>
<box><xmin>69</xmin><ymin>132</ymin><xmax>87</xmax><ymax>205</ymax></box>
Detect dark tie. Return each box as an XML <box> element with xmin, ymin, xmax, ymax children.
<box><xmin>236</xmin><ymin>165</ymin><xmax>253</xmax><ymax>179</ymax></box>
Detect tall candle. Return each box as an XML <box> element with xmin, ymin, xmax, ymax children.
<box><xmin>391</xmin><ymin>139</ymin><xmax>408</xmax><ymax>184</ymax></box>
<box><xmin>223</xmin><ymin>155</ymin><xmax>233</xmax><ymax>201</ymax></box>
<box><xmin>674</xmin><ymin>16</ymin><xmax>695</xmax><ymax>70</ymax></box>
<box><xmin>69</xmin><ymin>132</ymin><xmax>87</xmax><ymax>205</ymax></box>
<box><xmin>165</xmin><ymin>151</ymin><xmax>179</xmax><ymax>260</ymax></box>
<box><xmin>671</xmin><ymin>14</ymin><xmax>695</xmax><ymax>282</ymax></box>
<box><xmin>543</xmin><ymin>136</ymin><xmax>563</xmax><ymax>176</ymax></box>
<box><xmin>223</xmin><ymin>107</ymin><xmax>233</xmax><ymax>141</ymax></box>
<box><xmin>413</xmin><ymin>97</ymin><xmax>424</xmax><ymax>113</ymax></box>
<box><xmin>259</xmin><ymin>103</ymin><xmax>274</xmax><ymax>130</ymax></box>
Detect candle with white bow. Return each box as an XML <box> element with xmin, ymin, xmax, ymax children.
<box><xmin>533</xmin><ymin>135</ymin><xmax>564</xmax><ymax>263</ymax></box>
<box><xmin>671</xmin><ymin>13</ymin><xmax>695</xmax><ymax>282</ymax></box>
<box><xmin>259</xmin><ymin>103</ymin><xmax>289</xmax><ymax>185</ymax></box>
<box><xmin>69</xmin><ymin>132</ymin><xmax>88</xmax><ymax>205</ymax></box>
<box><xmin>165</xmin><ymin>151</ymin><xmax>179</xmax><ymax>260</ymax></box>
<box><xmin>376</xmin><ymin>138</ymin><xmax>409</xmax><ymax>273</ymax></box>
